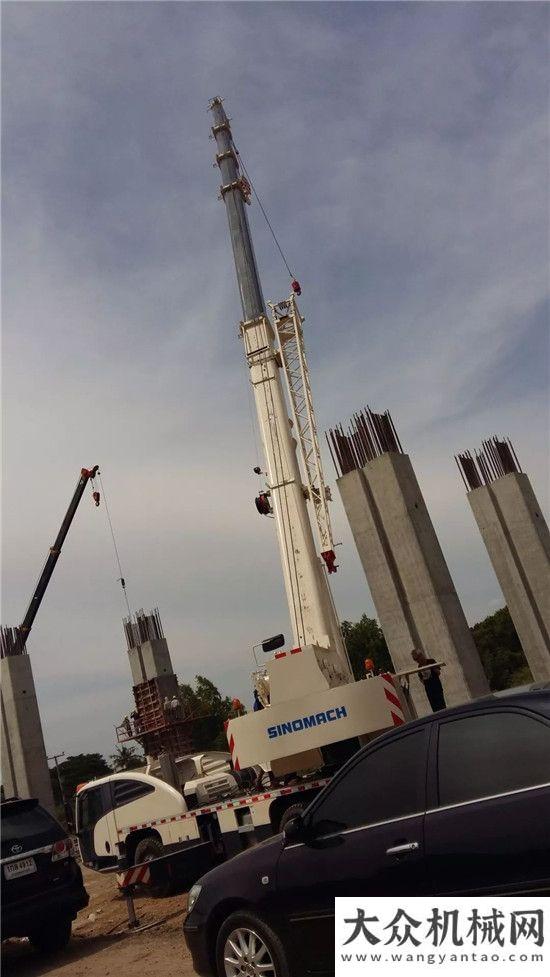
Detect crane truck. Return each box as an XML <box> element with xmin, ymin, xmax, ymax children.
<box><xmin>74</xmin><ymin>100</ymin><xmax>412</xmax><ymax>882</ymax></box>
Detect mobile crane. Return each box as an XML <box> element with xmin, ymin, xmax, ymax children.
<box><xmin>209</xmin><ymin>97</ymin><xmax>411</xmax><ymax>777</ymax></box>
<box><xmin>75</xmin><ymin>103</ymin><xmax>413</xmax><ymax>881</ymax></box>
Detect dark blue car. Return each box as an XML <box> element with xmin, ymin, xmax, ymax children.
<box><xmin>183</xmin><ymin>687</ymin><xmax>550</xmax><ymax>977</ymax></box>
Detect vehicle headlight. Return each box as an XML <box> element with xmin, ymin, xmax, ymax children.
<box><xmin>187</xmin><ymin>883</ymin><xmax>202</xmax><ymax>913</ymax></box>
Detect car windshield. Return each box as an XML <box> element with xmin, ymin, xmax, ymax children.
<box><xmin>1</xmin><ymin>803</ymin><xmax>65</xmax><ymax>858</ymax></box>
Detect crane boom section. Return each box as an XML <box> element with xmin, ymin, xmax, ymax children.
<box><xmin>209</xmin><ymin>98</ymin><xmax>347</xmax><ymax>668</ymax></box>
<box><xmin>241</xmin><ymin>311</ymin><xmax>334</xmax><ymax>650</ymax></box>
<box><xmin>18</xmin><ymin>466</ymin><xmax>99</xmax><ymax>646</ymax></box>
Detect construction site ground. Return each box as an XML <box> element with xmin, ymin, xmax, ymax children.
<box><xmin>2</xmin><ymin>867</ymin><xmax>198</xmax><ymax>977</ymax></box>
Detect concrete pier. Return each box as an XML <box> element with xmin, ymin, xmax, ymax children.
<box><xmin>468</xmin><ymin>476</ymin><xmax>550</xmax><ymax>680</ymax></box>
<box><xmin>120</xmin><ymin>608</ymin><xmax>193</xmax><ymax>759</ymax></box>
<box><xmin>329</xmin><ymin>410</ymin><xmax>489</xmax><ymax>713</ymax></box>
<box><xmin>1</xmin><ymin>652</ymin><xmax>54</xmax><ymax>812</ymax></box>
<box><xmin>457</xmin><ymin>442</ymin><xmax>550</xmax><ymax>682</ymax></box>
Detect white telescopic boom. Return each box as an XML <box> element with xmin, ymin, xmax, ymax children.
<box><xmin>209</xmin><ymin>98</ymin><xmax>350</xmax><ymax>678</ymax></box>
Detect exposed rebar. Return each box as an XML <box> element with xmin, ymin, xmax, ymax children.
<box><xmin>326</xmin><ymin>407</ymin><xmax>404</xmax><ymax>477</ymax></box>
<box><xmin>0</xmin><ymin>626</ymin><xmax>26</xmax><ymax>659</ymax></box>
<box><xmin>455</xmin><ymin>437</ymin><xmax>521</xmax><ymax>490</ymax></box>
<box><xmin>123</xmin><ymin>608</ymin><xmax>164</xmax><ymax>651</ymax></box>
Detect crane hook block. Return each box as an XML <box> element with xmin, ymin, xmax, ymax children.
<box><xmin>92</xmin><ymin>491</ymin><xmax>101</xmax><ymax>507</ymax></box>
<box><xmin>321</xmin><ymin>549</ymin><xmax>338</xmax><ymax>574</ymax></box>
<box><xmin>255</xmin><ymin>493</ymin><xmax>272</xmax><ymax>516</ymax></box>
<box><xmin>291</xmin><ymin>279</ymin><xmax>301</xmax><ymax>296</ymax></box>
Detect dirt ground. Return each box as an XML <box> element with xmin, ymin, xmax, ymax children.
<box><xmin>1</xmin><ymin>867</ymin><xmax>200</xmax><ymax>977</ymax></box>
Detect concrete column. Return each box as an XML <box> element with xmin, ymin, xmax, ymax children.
<box><xmin>338</xmin><ymin>453</ymin><xmax>489</xmax><ymax>711</ymax></box>
<box><xmin>0</xmin><ymin>654</ymin><xmax>55</xmax><ymax>813</ymax></box>
<box><xmin>468</xmin><ymin>473</ymin><xmax>550</xmax><ymax>681</ymax></box>
<box><xmin>338</xmin><ymin>468</ymin><xmax>428</xmax><ymax>715</ymax></box>
<box><xmin>127</xmin><ymin>637</ymin><xmax>175</xmax><ymax>686</ymax></box>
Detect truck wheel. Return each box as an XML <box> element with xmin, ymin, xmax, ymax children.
<box><xmin>30</xmin><ymin>916</ymin><xmax>72</xmax><ymax>954</ymax></box>
<box><xmin>133</xmin><ymin>836</ymin><xmax>171</xmax><ymax>898</ymax></box>
<box><xmin>134</xmin><ymin>835</ymin><xmax>164</xmax><ymax>864</ymax></box>
<box><xmin>278</xmin><ymin>803</ymin><xmax>306</xmax><ymax>834</ymax></box>
<box><xmin>216</xmin><ymin>910</ymin><xmax>290</xmax><ymax>977</ymax></box>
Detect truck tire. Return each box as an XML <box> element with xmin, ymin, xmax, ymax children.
<box><xmin>278</xmin><ymin>803</ymin><xmax>306</xmax><ymax>834</ymax></box>
<box><xmin>30</xmin><ymin>916</ymin><xmax>72</xmax><ymax>954</ymax></box>
<box><xmin>134</xmin><ymin>835</ymin><xmax>172</xmax><ymax>899</ymax></box>
<box><xmin>216</xmin><ymin>910</ymin><xmax>290</xmax><ymax>977</ymax></box>
<box><xmin>133</xmin><ymin>836</ymin><xmax>171</xmax><ymax>898</ymax></box>
<box><xmin>133</xmin><ymin>835</ymin><xmax>164</xmax><ymax>864</ymax></box>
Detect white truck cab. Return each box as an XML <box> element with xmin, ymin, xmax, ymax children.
<box><xmin>76</xmin><ymin>771</ymin><xmax>197</xmax><ymax>871</ymax></box>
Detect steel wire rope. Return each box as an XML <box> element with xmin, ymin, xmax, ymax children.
<box><xmin>97</xmin><ymin>471</ymin><xmax>132</xmax><ymax>619</ymax></box>
<box><xmin>231</xmin><ymin>139</ymin><xmax>296</xmax><ymax>282</ymax></box>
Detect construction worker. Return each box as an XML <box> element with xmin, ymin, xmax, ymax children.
<box><xmin>364</xmin><ymin>657</ymin><xmax>375</xmax><ymax>678</ymax></box>
<box><xmin>231</xmin><ymin>697</ymin><xmax>244</xmax><ymax>717</ymax></box>
<box><xmin>411</xmin><ymin>649</ymin><xmax>446</xmax><ymax>711</ymax></box>
<box><xmin>253</xmin><ymin>689</ymin><xmax>264</xmax><ymax>711</ymax></box>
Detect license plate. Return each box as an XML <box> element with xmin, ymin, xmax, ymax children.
<box><xmin>3</xmin><ymin>857</ymin><xmax>37</xmax><ymax>879</ymax></box>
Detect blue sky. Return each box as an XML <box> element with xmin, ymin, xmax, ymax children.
<box><xmin>2</xmin><ymin>1</ymin><xmax>548</xmax><ymax>761</ymax></box>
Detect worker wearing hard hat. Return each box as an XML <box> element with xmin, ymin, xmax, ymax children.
<box><xmin>231</xmin><ymin>697</ymin><xmax>245</xmax><ymax>717</ymax></box>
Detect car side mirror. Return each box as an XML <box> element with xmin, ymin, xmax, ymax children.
<box><xmin>283</xmin><ymin>814</ymin><xmax>305</xmax><ymax>843</ymax></box>
<box><xmin>262</xmin><ymin>633</ymin><xmax>285</xmax><ymax>654</ymax></box>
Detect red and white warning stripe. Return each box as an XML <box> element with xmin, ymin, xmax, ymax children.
<box><xmin>116</xmin><ymin>778</ymin><xmax>330</xmax><ymax>837</ymax></box>
<box><xmin>117</xmin><ymin>863</ymin><xmax>151</xmax><ymax>889</ymax></box>
<box><xmin>380</xmin><ymin>672</ymin><xmax>405</xmax><ymax>726</ymax></box>
<box><xmin>227</xmin><ymin>730</ymin><xmax>240</xmax><ymax>771</ymax></box>
<box><xmin>274</xmin><ymin>646</ymin><xmax>302</xmax><ymax>659</ymax></box>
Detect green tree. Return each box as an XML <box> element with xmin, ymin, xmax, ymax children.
<box><xmin>110</xmin><ymin>745</ymin><xmax>145</xmax><ymax>772</ymax></box>
<box><xmin>471</xmin><ymin>606</ymin><xmax>531</xmax><ymax>690</ymax></box>
<box><xmin>341</xmin><ymin>614</ymin><xmax>392</xmax><ymax>680</ymax></box>
<box><xmin>63</xmin><ymin>752</ymin><xmax>111</xmax><ymax>795</ymax></box>
<box><xmin>50</xmin><ymin>753</ymin><xmax>111</xmax><ymax>804</ymax></box>
<box><xmin>179</xmin><ymin>675</ymin><xmax>234</xmax><ymax>752</ymax></box>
